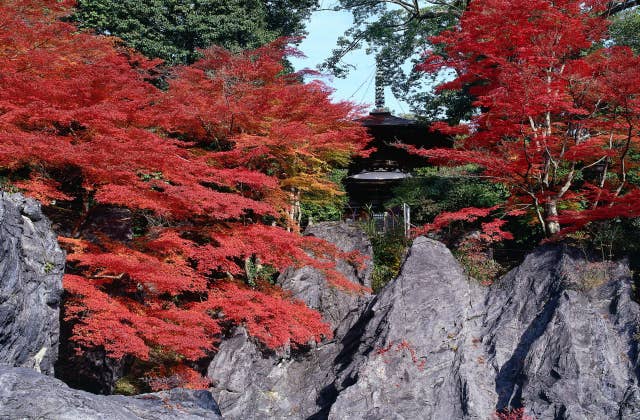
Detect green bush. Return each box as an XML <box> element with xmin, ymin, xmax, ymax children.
<box><xmin>113</xmin><ymin>377</ymin><xmax>139</xmax><ymax>396</ymax></box>
<box><xmin>300</xmin><ymin>169</ymin><xmax>348</xmax><ymax>226</ymax></box>
<box><xmin>386</xmin><ymin>166</ymin><xmax>508</xmax><ymax>226</ymax></box>
<box><xmin>453</xmin><ymin>243</ymin><xmax>506</xmax><ymax>286</ymax></box>
<box><xmin>362</xmin><ymin>221</ymin><xmax>410</xmax><ymax>293</ymax></box>
<box><xmin>244</xmin><ymin>256</ymin><xmax>279</xmax><ymax>287</ymax></box>
<box><xmin>388</xmin><ymin>166</ymin><xmax>543</xmax><ymax>275</ymax></box>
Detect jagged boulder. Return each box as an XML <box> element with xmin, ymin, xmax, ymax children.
<box><xmin>327</xmin><ymin>237</ymin><xmax>494</xmax><ymax>419</ymax></box>
<box><xmin>0</xmin><ymin>365</ymin><xmax>222</xmax><ymax>419</ymax></box>
<box><xmin>0</xmin><ymin>193</ymin><xmax>65</xmax><ymax>375</ymax></box>
<box><xmin>483</xmin><ymin>245</ymin><xmax>640</xmax><ymax>419</ymax></box>
<box><xmin>277</xmin><ymin>265</ymin><xmax>369</xmax><ymax>339</ymax></box>
<box><xmin>207</xmin><ymin>232</ymin><xmax>640</xmax><ymax>419</ymax></box>
<box><xmin>278</xmin><ymin>221</ymin><xmax>373</xmax><ymax>337</ymax></box>
<box><xmin>207</xmin><ymin>328</ymin><xmax>341</xmax><ymax>419</ymax></box>
<box><xmin>207</xmin><ymin>222</ymin><xmax>374</xmax><ymax>419</ymax></box>
<box><xmin>328</xmin><ymin>240</ymin><xmax>640</xmax><ymax>420</ymax></box>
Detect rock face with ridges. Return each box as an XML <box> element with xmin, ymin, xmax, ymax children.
<box><xmin>0</xmin><ymin>365</ymin><xmax>222</xmax><ymax>419</ymax></box>
<box><xmin>207</xmin><ymin>328</ymin><xmax>341</xmax><ymax>419</ymax></box>
<box><xmin>483</xmin><ymin>245</ymin><xmax>640</xmax><ymax>419</ymax></box>
<box><xmin>207</xmin><ymin>222</ymin><xmax>374</xmax><ymax>419</ymax></box>
<box><xmin>278</xmin><ymin>221</ymin><xmax>374</xmax><ymax>337</ymax></box>
<box><xmin>328</xmin><ymin>240</ymin><xmax>640</xmax><ymax>419</ymax></box>
<box><xmin>209</xmin><ymin>233</ymin><xmax>640</xmax><ymax>419</ymax></box>
<box><xmin>0</xmin><ymin>193</ymin><xmax>65</xmax><ymax>375</ymax></box>
<box><xmin>327</xmin><ymin>237</ymin><xmax>494</xmax><ymax>419</ymax></box>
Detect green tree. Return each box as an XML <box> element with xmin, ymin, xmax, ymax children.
<box><xmin>326</xmin><ymin>1</ymin><xmax>640</xmax><ymax>121</ymax></box>
<box><xmin>610</xmin><ymin>7</ymin><xmax>640</xmax><ymax>53</ymax></box>
<box><xmin>322</xmin><ymin>0</ymin><xmax>470</xmax><ymax>122</ymax></box>
<box><xmin>75</xmin><ymin>0</ymin><xmax>318</xmax><ymax>64</ymax></box>
<box><xmin>386</xmin><ymin>167</ymin><xmax>508</xmax><ymax>226</ymax></box>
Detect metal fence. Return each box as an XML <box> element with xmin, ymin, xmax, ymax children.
<box><xmin>345</xmin><ymin>203</ymin><xmax>411</xmax><ymax>237</ymax></box>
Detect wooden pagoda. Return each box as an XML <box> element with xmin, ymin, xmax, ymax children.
<box><xmin>345</xmin><ymin>72</ymin><xmax>451</xmax><ymax>214</ymax></box>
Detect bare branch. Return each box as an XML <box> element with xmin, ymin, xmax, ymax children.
<box><xmin>605</xmin><ymin>1</ymin><xmax>640</xmax><ymax>16</ymax></box>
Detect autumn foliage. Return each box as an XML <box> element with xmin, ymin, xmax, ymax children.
<box><xmin>413</xmin><ymin>0</ymin><xmax>640</xmax><ymax>237</ymax></box>
<box><xmin>494</xmin><ymin>408</ymin><xmax>536</xmax><ymax>420</ymax></box>
<box><xmin>0</xmin><ymin>0</ymin><xmax>368</xmax><ymax>388</ymax></box>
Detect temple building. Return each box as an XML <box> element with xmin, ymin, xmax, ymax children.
<box><xmin>345</xmin><ymin>70</ymin><xmax>451</xmax><ymax>228</ymax></box>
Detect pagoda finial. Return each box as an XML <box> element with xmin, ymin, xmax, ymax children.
<box><xmin>374</xmin><ymin>57</ymin><xmax>386</xmax><ymax>111</ymax></box>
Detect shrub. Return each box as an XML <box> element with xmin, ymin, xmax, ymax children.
<box><xmin>362</xmin><ymin>223</ymin><xmax>410</xmax><ymax>293</ymax></box>
<box><xmin>387</xmin><ymin>166</ymin><xmax>508</xmax><ymax>226</ymax></box>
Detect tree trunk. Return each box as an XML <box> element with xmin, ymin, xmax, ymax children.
<box><xmin>544</xmin><ymin>200</ymin><xmax>560</xmax><ymax>235</ymax></box>
<box><xmin>288</xmin><ymin>188</ymin><xmax>301</xmax><ymax>231</ymax></box>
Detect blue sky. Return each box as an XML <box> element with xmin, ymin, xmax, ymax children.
<box><xmin>289</xmin><ymin>6</ymin><xmax>411</xmax><ymax>114</ymax></box>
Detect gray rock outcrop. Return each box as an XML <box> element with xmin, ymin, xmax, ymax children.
<box><xmin>278</xmin><ymin>221</ymin><xmax>373</xmax><ymax>336</ymax></box>
<box><xmin>328</xmin><ymin>240</ymin><xmax>640</xmax><ymax>419</ymax></box>
<box><xmin>207</xmin><ymin>221</ymin><xmax>374</xmax><ymax>419</ymax></box>
<box><xmin>328</xmin><ymin>237</ymin><xmax>494</xmax><ymax>419</ymax></box>
<box><xmin>484</xmin><ymin>245</ymin><xmax>640</xmax><ymax>419</ymax></box>
<box><xmin>207</xmin><ymin>328</ymin><xmax>341</xmax><ymax>419</ymax></box>
<box><xmin>0</xmin><ymin>365</ymin><xmax>222</xmax><ymax>419</ymax></box>
<box><xmin>0</xmin><ymin>193</ymin><xmax>65</xmax><ymax>375</ymax></box>
<box><xmin>209</xmin><ymin>233</ymin><xmax>640</xmax><ymax>419</ymax></box>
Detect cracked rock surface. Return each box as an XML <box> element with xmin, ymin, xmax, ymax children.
<box><xmin>329</xmin><ymin>241</ymin><xmax>640</xmax><ymax>420</ymax></box>
<box><xmin>327</xmin><ymin>237</ymin><xmax>493</xmax><ymax>419</ymax></box>
<box><xmin>483</xmin><ymin>245</ymin><xmax>640</xmax><ymax>419</ymax></box>
<box><xmin>209</xmin><ymin>232</ymin><xmax>640</xmax><ymax>419</ymax></box>
<box><xmin>0</xmin><ymin>365</ymin><xmax>222</xmax><ymax>419</ymax></box>
<box><xmin>0</xmin><ymin>193</ymin><xmax>65</xmax><ymax>375</ymax></box>
<box><xmin>278</xmin><ymin>221</ymin><xmax>374</xmax><ymax>336</ymax></box>
<box><xmin>207</xmin><ymin>222</ymin><xmax>374</xmax><ymax>419</ymax></box>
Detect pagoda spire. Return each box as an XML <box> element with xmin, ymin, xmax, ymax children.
<box><xmin>374</xmin><ymin>57</ymin><xmax>386</xmax><ymax>112</ymax></box>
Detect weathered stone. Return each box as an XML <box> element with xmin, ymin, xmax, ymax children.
<box><xmin>207</xmin><ymin>328</ymin><xmax>340</xmax><ymax>419</ymax></box>
<box><xmin>208</xmin><ymin>222</ymin><xmax>374</xmax><ymax>419</ymax></box>
<box><xmin>0</xmin><ymin>193</ymin><xmax>65</xmax><ymax>376</ymax></box>
<box><xmin>327</xmin><ymin>237</ymin><xmax>493</xmax><ymax>419</ymax></box>
<box><xmin>209</xmin><ymin>232</ymin><xmax>640</xmax><ymax>419</ymax></box>
<box><xmin>304</xmin><ymin>221</ymin><xmax>373</xmax><ymax>288</ymax></box>
<box><xmin>277</xmin><ymin>265</ymin><xmax>371</xmax><ymax>339</ymax></box>
<box><xmin>0</xmin><ymin>365</ymin><xmax>222</xmax><ymax>419</ymax></box>
<box><xmin>483</xmin><ymin>245</ymin><xmax>640</xmax><ymax>419</ymax></box>
<box><xmin>278</xmin><ymin>221</ymin><xmax>374</xmax><ymax>336</ymax></box>
<box><xmin>328</xmin><ymin>240</ymin><xmax>640</xmax><ymax>420</ymax></box>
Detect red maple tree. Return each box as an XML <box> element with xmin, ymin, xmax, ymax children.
<box><xmin>157</xmin><ymin>42</ymin><xmax>369</xmax><ymax>226</ymax></box>
<box><xmin>412</xmin><ymin>0</ymin><xmax>640</xmax><ymax>237</ymax></box>
<box><xmin>0</xmin><ymin>0</ymin><xmax>368</xmax><ymax>388</ymax></box>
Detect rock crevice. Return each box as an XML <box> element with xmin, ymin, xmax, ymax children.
<box><xmin>208</xmin><ymin>232</ymin><xmax>640</xmax><ymax>419</ymax></box>
<box><xmin>0</xmin><ymin>193</ymin><xmax>65</xmax><ymax>375</ymax></box>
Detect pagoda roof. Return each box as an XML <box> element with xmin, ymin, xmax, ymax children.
<box><xmin>357</xmin><ymin>110</ymin><xmax>417</xmax><ymax>127</ymax></box>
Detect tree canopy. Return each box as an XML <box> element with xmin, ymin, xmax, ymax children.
<box><xmin>610</xmin><ymin>6</ymin><xmax>640</xmax><ymax>53</ymax></box>
<box><xmin>74</xmin><ymin>0</ymin><xmax>319</xmax><ymax>64</ymax></box>
<box><xmin>328</xmin><ymin>0</ymin><xmax>640</xmax><ymax>121</ymax></box>
<box><xmin>0</xmin><ymin>0</ymin><xmax>367</xmax><ymax>389</ymax></box>
<box><xmin>409</xmin><ymin>0</ymin><xmax>640</xmax><ymax>238</ymax></box>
